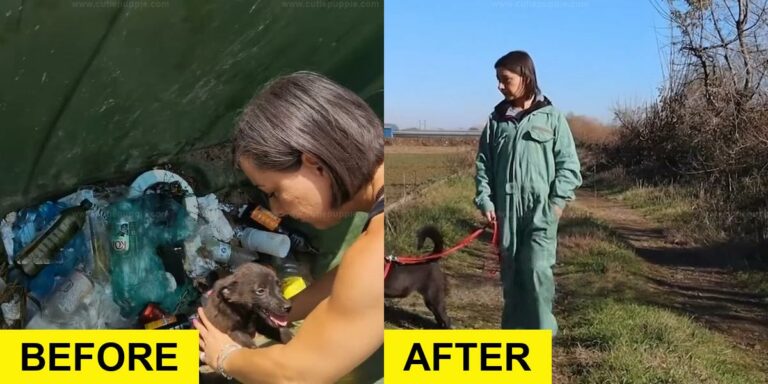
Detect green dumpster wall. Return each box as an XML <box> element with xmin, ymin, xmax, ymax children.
<box><xmin>0</xmin><ymin>0</ymin><xmax>382</xmax><ymax>270</ymax></box>
<box><xmin>0</xmin><ymin>0</ymin><xmax>383</xmax><ymax>213</ymax></box>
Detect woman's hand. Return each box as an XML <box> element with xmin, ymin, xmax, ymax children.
<box><xmin>193</xmin><ymin>307</ymin><xmax>238</xmax><ymax>370</ymax></box>
<box><xmin>484</xmin><ymin>210</ymin><xmax>497</xmax><ymax>223</ymax></box>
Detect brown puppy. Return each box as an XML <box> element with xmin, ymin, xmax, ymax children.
<box><xmin>203</xmin><ymin>263</ymin><xmax>292</xmax><ymax>347</ymax></box>
<box><xmin>385</xmin><ymin>225</ymin><xmax>451</xmax><ymax>329</ymax></box>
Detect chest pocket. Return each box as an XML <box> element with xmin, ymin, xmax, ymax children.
<box><xmin>518</xmin><ymin>124</ymin><xmax>555</xmax><ymax>190</ymax></box>
<box><xmin>524</xmin><ymin>125</ymin><xmax>554</xmax><ymax>143</ymax></box>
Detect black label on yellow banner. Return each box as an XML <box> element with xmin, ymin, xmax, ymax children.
<box><xmin>0</xmin><ymin>330</ymin><xmax>198</xmax><ymax>384</ymax></box>
<box><xmin>385</xmin><ymin>330</ymin><xmax>551</xmax><ymax>383</ymax></box>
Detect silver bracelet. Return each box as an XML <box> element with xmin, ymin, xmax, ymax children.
<box><xmin>216</xmin><ymin>344</ymin><xmax>243</xmax><ymax>380</ymax></box>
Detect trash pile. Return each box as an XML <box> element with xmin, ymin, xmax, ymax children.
<box><xmin>0</xmin><ymin>168</ymin><xmax>318</xmax><ymax>330</ymax></box>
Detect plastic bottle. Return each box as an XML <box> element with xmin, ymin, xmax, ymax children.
<box><xmin>14</xmin><ymin>201</ymin><xmax>66</xmax><ymax>254</ymax></box>
<box><xmin>237</xmin><ymin>227</ymin><xmax>291</xmax><ymax>259</ymax></box>
<box><xmin>41</xmin><ymin>271</ymin><xmax>94</xmax><ymax>321</ymax></box>
<box><xmin>201</xmin><ymin>232</ymin><xmax>232</xmax><ymax>263</ymax></box>
<box><xmin>110</xmin><ymin>201</ymin><xmax>136</xmax><ymax>255</ymax></box>
<box><xmin>2</xmin><ymin>268</ymin><xmax>40</xmax><ymax>325</ymax></box>
<box><xmin>249</xmin><ymin>206</ymin><xmax>319</xmax><ymax>255</ymax></box>
<box><xmin>1</xmin><ymin>212</ymin><xmax>15</xmax><ymax>257</ymax></box>
<box><xmin>85</xmin><ymin>209</ymin><xmax>111</xmax><ymax>284</ymax></box>
<box><xmin>24</xmin><ymin>233</ymin><xmax>83</xmax><ymax>301</ymax></box>
<box><xmin>14</xmin><ymin>200</ymin><xmax>92</xmax><ymax>276</ymax></box>
<box><xmin>0</xmin><ymin>294</ymin><xmax>22</xmax><ymax>328</ymax></box>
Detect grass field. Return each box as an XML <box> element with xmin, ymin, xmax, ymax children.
<box><xmin>384</xmin><ymin>146</ymin><xmax>475</xmax><ymax>201</ymax></box>
<box><xmin>384</xmin><ymin>146</ymin><xmax>768</xmax><ymax>383</ymax></box>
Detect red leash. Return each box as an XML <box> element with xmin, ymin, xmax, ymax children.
<box><xmin>385</xmin><ymin>221</ymin><xmax>499</xmax><ymax>279</ymax></box>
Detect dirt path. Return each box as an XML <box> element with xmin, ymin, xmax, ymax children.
<box><xmin>571</xmin><ymin>190</ymin><xmax>768</xmax><ymax>352</ymax></box>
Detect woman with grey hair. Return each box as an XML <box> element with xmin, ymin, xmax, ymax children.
<box><xmin>194</xmin><ymin>71</ymin><xmax>384</xmax><ymax>383</ymax></box>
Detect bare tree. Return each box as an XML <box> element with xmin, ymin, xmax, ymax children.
<box><xmin>606</xmin><ymin>1</ymin><xmax>768</xmax><ymax>243</ymax></box>
<box><xmin>654</xmin><ymin>0</ymin><xmax>768</xmax><ymax>109</ymax></box>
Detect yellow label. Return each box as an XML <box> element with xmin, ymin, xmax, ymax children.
<box><xmin>0</xmin><ymin>330</ymin><xmax>198</xmax><ymax>384</ymax></box>
<box><xmin>384</xmin><ymin>330</ymin><xmax>552</xmax><ymax>383</ymax></box>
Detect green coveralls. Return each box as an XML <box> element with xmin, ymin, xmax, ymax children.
<box><xmin>474</xmin><ymin>97</ymin><xmax>582</xmax><ymax>335</ymax></box>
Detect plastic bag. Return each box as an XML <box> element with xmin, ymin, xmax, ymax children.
<box><xmin>107</xmin><ymin>194</ymin><xmax>194</xmax><ymax>316</ymax></box>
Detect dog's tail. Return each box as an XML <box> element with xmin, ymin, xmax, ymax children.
<box><xmin>416</xmin><ymin>225</ymin><xmax>444</xmax><ymax>254</ymax></box>
<box><xmin>417</xmin><ymin>225</ymin><xmax>450</xmax><ymax>295</ymax></box>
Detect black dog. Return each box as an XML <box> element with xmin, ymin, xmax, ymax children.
<box><xmin>203</xmin><ymin>263</ymin><xmax>293</xmax><ymax>346</ymax></box>
<box><xmin>385</xmin><ymin>225</ymin><xmax>451</xmax><ymax>329</ymax></box>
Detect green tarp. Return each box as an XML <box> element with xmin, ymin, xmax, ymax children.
<box><xmin>0</xmin><ymin>0</ymin><xmax>383</xmax><ymax>263</ymax></box>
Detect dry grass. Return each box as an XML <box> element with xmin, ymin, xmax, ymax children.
<box><xmin>385</xmin><ymin>137</ymin><xmax>479</xmax><ymax>147</ymax></box>
<box><xmin>384</xmin><ymin>145</ymin><xmax>474</xmax><ymax>154</ymax></box>
<box><xmin>386</xmin><ymin>115</ymin><xmax>616</xmax><ymax>149</ymax></box>
<box><xmin>566</xmin><ymin>114</ymin><xmax>617</xmax><ymax>147</ymax></box>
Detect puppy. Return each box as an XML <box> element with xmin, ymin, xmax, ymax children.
<box><xmin>385</xmin><ymin>225</ymin><xmax>451</xmax><ymax>329</ymax></box>
<box><xmin>203</xmin><ymin>263</ymin><xmax>293</xmax><ymax>347</ymax></box>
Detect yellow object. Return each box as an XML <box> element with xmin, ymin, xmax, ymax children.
<box><xmin>281</xmin><ymin>276</ymin><xmax>307</xmax><ymax>299</ymax></box>
<box><xmin>0</xmin><ymin>330</ymin><xmax>198</xmax><ymax>383</ymax></box>
<box><xmin>384</xmin><ymin>329</ymin><xmax>552</xmax><ymax>383</ymax></box>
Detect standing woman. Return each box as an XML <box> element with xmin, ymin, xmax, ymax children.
<box><xmin>474</xmin><ymin>51</ymin><xmax>582</xmax><ymax>335</ymax></box>
<box><xmin>195</xmin><ymin>71</ymin><xmax>384</xmax><ymax>383</ymax></box>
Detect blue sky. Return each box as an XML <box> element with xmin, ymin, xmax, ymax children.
<box><xmin>385</xmin><ymin>0</ymin><xmax>669</xmax><ymax>129</ymax></box>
